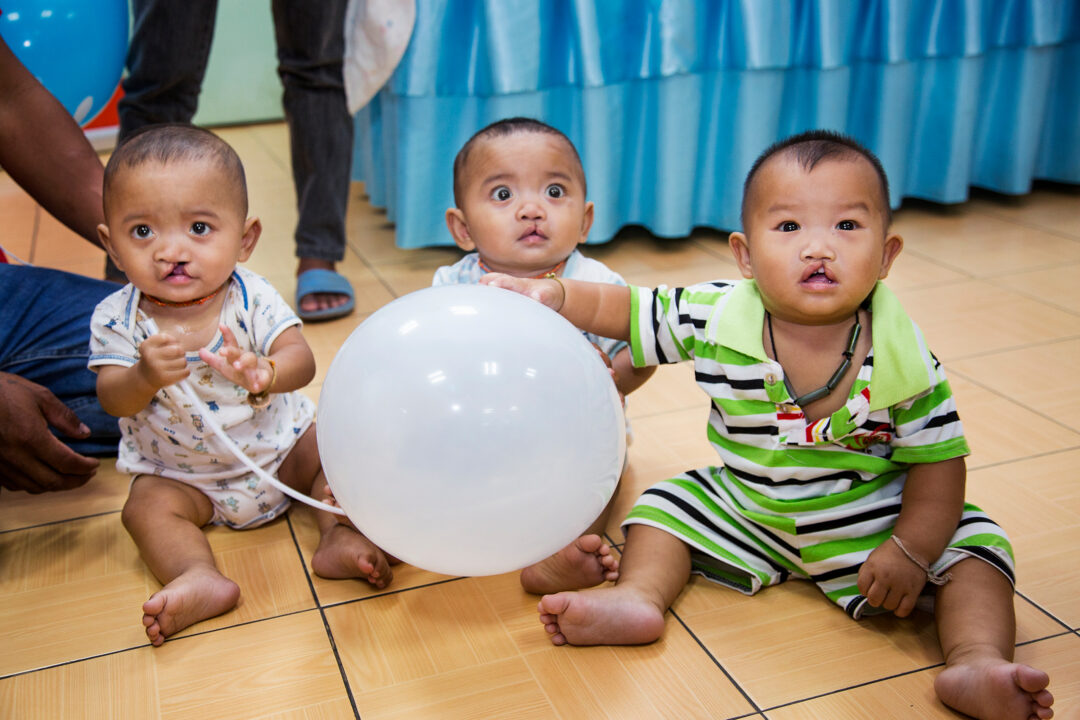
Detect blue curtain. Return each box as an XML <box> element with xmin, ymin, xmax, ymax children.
<box><xmin>353</xmin><ymin>0</ymin><xmax>1080</xmax><ymax>249</ymax></box>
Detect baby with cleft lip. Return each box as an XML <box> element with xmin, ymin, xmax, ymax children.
<box><xmin>433</xmin><ymin>116</ymin><xmax>657</xmax><ymax>595</ymax></box>
<box><xmin>482</xmin><ymin>130</ymin><xmax>1053</xmax><ymax>720</ymax></box>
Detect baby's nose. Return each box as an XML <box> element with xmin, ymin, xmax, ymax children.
<box><xmin>517</xmin><ymin>199</ymin><xmax>544</xmax><ymax>219</ymax></box>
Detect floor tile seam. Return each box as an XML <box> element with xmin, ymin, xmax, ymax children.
<box><xmin>0</xmin><ymin>508</ymin><xmax>122</xmax><ymax>535</ymax></box>
<box><xmin>343</xmin><ymin>238</ymin><xmax>404</xmax><ymax>300</ymax></box>
<box><xmin>980</xmin><ymin>274</ymin><xmax>1080</xmax><ymax>318</ymax></box>
<box><xmin>944</xmin><ymin>333</ymin><xmax>1080</xmax><ymax>364</ymax></box>
<box><xmin>968</xmin><ymin>207</ymin><xmax>1080</xmax><ymax>244</ymax></box>
<box><xmin>284</xmin><ymin>515</ymin><xmax>362</xmax><ymax>719</ymax></box>
<box><xmin>752</xmin><ymin>661</ymin><xmax>946</xmax><ymax>715</ymax></box>
<box><xmin>945</xmin><ymin>364</ymin><xmax>1080</xmax><ymax>438</ymax></box>
<box><xmin>966</xmin><ymin>444</ymin><xmax>1080</xmax><ymax>474</ymax></box>
<box><xmin>317</xmin><ymin>575</ymin><xmax>469</xmax><ymax>611</ymax></box>
<box><xmin>0</xmin><ymin>606</ymin><xmax>323</xmax><ymax>683</ymax></box>
<box><xmin>1015</xmin><ymin>590</ymin><xmax>1078</xmax><ymax>634</ymax></box>
<box><xmin>899</xmin><ymin>248</ymin><xmax>978</xmax><ymax>279</ymax></box>
<box><xmin>898</xmin><ymin>251</ymin><xmax>1080</xmax><ymax>290</ymax></box>
<box><xmin>688</xmin><ymin>235</ymin><xmax>735</xmax><ymax>263</ymax></box>
<box><xmin>667</xmin><ymin>608</ymin><xmax>763</xmax><ymax>714</ymax></box>
<box><xmin>245</xmin><ymin>128</ymin><xmax>291</xmax><ymax>175</ymax></box>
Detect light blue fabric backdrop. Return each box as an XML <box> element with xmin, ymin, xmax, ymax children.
<box><xmin>352</xmin><ymin>0</ymin><xmax>1080</xmax><ymax>249</ymax></box>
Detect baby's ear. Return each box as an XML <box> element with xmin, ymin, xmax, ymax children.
<box><xmin>238</xmin><ymin>217</ymin><xmax>262</xmax><ymax>261</ymax></box>
<box><xmin>445</xmin><ymin>208</ymin><xmax>476</xmax><ymax>251</ymax></box>
<box><xmin>728</xmin><ymin>232</ymin><xmax>755</xmax><ymax>279</ymax></box>
<box><xmin>97</xmin><ymin>224</ymin><xmax>123</xmax><ymax>270</ymax></box>
<box><xmin>577</xmin><ymin>201</ymin><xmax>595</xmax><ymax>245</ymax></box>
<box><xmin>878</xmin><ymin>232</ymin><xmax>904</xmax><ymax>278</ymax></box>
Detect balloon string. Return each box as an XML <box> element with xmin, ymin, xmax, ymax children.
<box><xmin>143</xmin><ymin>319</ymin><xmax>346</xmax><ymax>515</ymax></box>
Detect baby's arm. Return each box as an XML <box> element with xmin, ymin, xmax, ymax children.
<box><xmin>857</xmin><ymin>456</ymin><xmax>966</xmax><ymax>617</ymax></box>
<box><xmin>96</xmin><ymin>333</ymin><xmax>189</xmax><ymax>417</ymax></box>
<box><xmin>199</xmin><ymin>324</ymin><xmax>316</xmax><ymax>396</ymax></box>
<box><xmin>481</xmin><ymin>274</ymin><xmax>631</xmax><ymax>341</ymax></box>
<box><xmin>611</xmin><ymin>347</ymin><xmax>655</xmax><ymax>396</ymax></box>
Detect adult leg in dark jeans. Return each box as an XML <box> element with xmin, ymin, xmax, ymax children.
<box><xmin>273</xmin><ymin>0</ymin><xmax>354</xmax><ymax>319</ymax></box>
<box><xmin>118</xmin><ymin>0</ymin><xmax>218</xmax><ymax>135</ymax></box>
<box><xmin>0</xmin><ymin>265</ymin><xmax>121</xmax><ymax>493</ymax></box>
<box><xmin>119</xmin><ymin>0</ymin><xmax>355</xmax><ymax>320</ymax></box>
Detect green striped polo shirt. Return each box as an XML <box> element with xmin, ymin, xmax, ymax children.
<box><xmin>628</xmin><ymin>279</ymin><xmax>969</xmax><ymax>515</ymax></box>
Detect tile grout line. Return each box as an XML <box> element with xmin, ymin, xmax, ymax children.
<box><xmin>0</xmin><ymin>606</ymin><xmax>322</xmax><ymax>682</ymax></box>
<box><xmin>966</xmin><ymin>445</ymin><xmax>1080</xmax><ymax>474</ymax></box>
<box><xmin>284</xmin><ymin>514</ymin><xmax>362</xmax><ymax>720</ymax></box>
<box><xmin>946</xmin><ymin>363</ymin><xmax>1080</xmax><ymax>440</ymax></box>
<box><xmin>667</xmin><ymin>608</ymin><xmax>764</xmax><ymax>715</ymax></box>
<box><xmin>0</xmin><ymin>508</ymin><xmax>121</xmax><ymax>535</ymax></box>
<box><xmin>1015</xmin><ymin>589</ymin><xmax>1077</xmax><ymax>634</ymax></box>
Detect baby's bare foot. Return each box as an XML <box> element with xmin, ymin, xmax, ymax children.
<box><xmin>935</xmin><ymin>655</ymin><xmax>1053</xmax><ymax>720</ymax></box>
<box><xmin>311</xmin><ymin>523</ymin><xmax>393</xmax><ymax>589</ymax></box>
<box><xmin>142</xmin><ymin>565</ymin><xmax>240</xmax><ymax>647</ymax></box>
<box><xmin>520</xmin><ymin>534</ymin><xmax>619</xmax><ymax>594</ymax></box>
<box><xmin>537</xmin><ymin>585</ymin><xmax>666</xmax><ymax>646</ymax></box>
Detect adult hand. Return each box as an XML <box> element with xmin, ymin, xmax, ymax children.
<box><xmin>0</xmin><ymin>371</ymin><xmax>99</xmax><ymax>493</ymax></box>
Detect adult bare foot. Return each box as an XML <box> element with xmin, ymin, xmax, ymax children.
<box><xmin>935</xmin><ymin>655</ymin><xmax>1054</xmax><ymax>720</ymax></box>
<box><xmin>520</xmin><ymin>534</ymin><xmax>618</xmax><ymax>594</ymax></box>
<box><xmin>537</xmin><ymin>585</ymin><xmax>666</xmax><ymax>646</ymax></box>
<box><xmin>142</xmin><ymin>565</ymin><xmax>240</xmax><ymax>647</ymax></box>
<box><xmin>311</xmin><ymin>522</ymin><xmax>393</xmax><ymax>589</ymax></box>
<box><xmin>296</xmin><ymin>258</ymin><xmax>350</xmax><ymax>315</ymax></box>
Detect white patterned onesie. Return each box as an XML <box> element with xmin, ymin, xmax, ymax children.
<box><xmin>89</xmin><ymin>267</ymin><xmax>315</xmax><ymax>528</ymax></box>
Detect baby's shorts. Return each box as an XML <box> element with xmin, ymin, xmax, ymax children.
<box><xmin>623</xmin><ymin>467</ymin><xmax>1016</xmax><ymax>620</ymax></box>
<box><xmin>133</xmin><ymin>469</ymin><xmax>291</xmax><ymax>530</ymax></box>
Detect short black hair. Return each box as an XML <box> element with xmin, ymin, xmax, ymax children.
<box><xmin>452</xmin><ymin>117</ymin><xmax>585</xmax><ymax>207</ymax></box>
<box><xmin>103</xmin><ymin>124</ymin><xmax>248</xmax><ymax>217</ymax></box>
<box><xmin>741</xmin><ymin>130</ymin><xmax>891</xmax><ymax>227</ymax></box>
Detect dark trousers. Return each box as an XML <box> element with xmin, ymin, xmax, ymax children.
<box><xmin>0</xmin><ymin>265</ymin><xmax>121</xmax><ymax>455</ymax></box>
<box><xmin>118</xmin><ymin>0</ymin><xmax>353</xmax><ymax>262</ymax></box>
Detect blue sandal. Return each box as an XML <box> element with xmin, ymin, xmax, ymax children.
<box><xmin>295</xmin><ymin>269</ymin><xmax>355</xmax><ymax>322</ymax></box>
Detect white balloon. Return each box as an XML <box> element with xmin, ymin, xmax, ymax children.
<box><xmin>317</xmin><ymin>284</ymin><xmax>625</xmax><ymax>577</ymax></box>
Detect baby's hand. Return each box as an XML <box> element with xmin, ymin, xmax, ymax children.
<box><xmin>136</xmin><ymin>333</ymin><xmax>189</xmax><ymax>390</ymax></box>
<box><xmin>857</xmin><ymin>538</ymin><xmax>928</xmax><ymax>618</ymax></box>
<box><xmin>199</xmin><ymin>324</ymin><xmax>273</xmax><ymax>394</ymax></box>
<box><xmin>480</xmin><ymin>273</ymin><xmax>565</xmax><ymax>311</ymax></box>
<box><xmin>591</xmin><ymin>342</ymin><xmax>624</xmax><ymax>404</ymax></box>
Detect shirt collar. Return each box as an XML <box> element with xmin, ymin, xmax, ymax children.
<box><xmin>703</xmin><ymin>280</ymin><xmax>933</xmax><ymax>410</ymax></box>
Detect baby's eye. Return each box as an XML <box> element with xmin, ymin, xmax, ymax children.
<box><xmin>546</xmin><ymin>184</ymin><xmax>565</xmax><ymax>199</ymax></box>
<box><xmin>836</xmin><ymin>220</ymin><xmax>857</xmax><ymax>231</ymax></box>
<box><xmin>133</xmin><ymin>224</ymin><xmax>153</xmax><ymax>239</ymax></box>
<box><xmin>491</xmin><ymin>186</ymin><xmax>512</xmax><ymax>202</ymax></box>
<box><xmin>778</xmin><ymin>221</ymin><xmax>799</xmax><ymax>232</ymax></box>
<box><xmin>191</xmin><ymin>221</ymin><xmax>210</xmax><ymax>236</ymax></box>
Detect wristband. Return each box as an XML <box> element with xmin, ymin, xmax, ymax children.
<box><xmin>891</xmin><ymin>534</ymin><xmax>951</xmax><ymax>586</ymax></box>
<box><xmin>544</xmin><ymin>272</ymin><xmax>566</xmax><ymax>310</ymax></box>
<box><xmin>247</xmin><ymin>358</ymin><xmax>276</xmax><ymax>408</ymax></box>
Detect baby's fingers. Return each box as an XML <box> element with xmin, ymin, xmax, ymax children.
<box><xmin>219</xmin><ymin>324</ymin><xmax>241</xmax><ymax>350</ymax></box>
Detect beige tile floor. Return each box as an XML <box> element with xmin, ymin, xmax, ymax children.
<box><xmin>1</xmin><ymin>122</ymin><xmax>1078</xmax><ymax>719</ymax></box>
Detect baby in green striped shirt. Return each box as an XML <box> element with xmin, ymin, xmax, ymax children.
<box><xmin>482</xmin><ymin>131</ymin><xmax>1053</xmax><ymax>720</ymax></box>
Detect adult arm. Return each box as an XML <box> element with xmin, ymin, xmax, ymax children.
<box><xmin>0</xmin><ymin>34</ymin><xmax>105</xmax><ymax>246</ymax></box>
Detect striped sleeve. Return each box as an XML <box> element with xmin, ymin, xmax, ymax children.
<box><xmin>629</xmin><ymin>282</ymin><xmax>734</xmax><ymax>368</ymax></box>
<box><xmin>889</xmin><ymin>369</ymin><xmax>969</xmax><ymax>464</ymax></box>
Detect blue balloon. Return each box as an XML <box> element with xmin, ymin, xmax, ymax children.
<box><xmin>0</xmin><ymin>0</ymin><xmax>128</xmax><ymax>126</ymax></box>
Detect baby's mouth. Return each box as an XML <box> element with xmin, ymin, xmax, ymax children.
<box><xmin>518</xmin><ymin>226</ymin><xmax>547</xmax><ymax>243</ymax></box>
<box><xmin>802</xmin><ymin>264</ymin><xmax>835</xmax><ymax>285</ymax></box>
<box><xmin>164</xmin><ymin>263</ymin><xmax>191</xmax><ymax>280</ymax></box>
